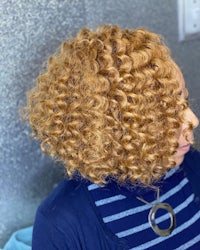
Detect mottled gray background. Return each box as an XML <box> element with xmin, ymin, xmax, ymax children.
<box><xmin>1</xmin><ymin>0</ymin><xmax>200</xmax><ymax>247</ymax></box>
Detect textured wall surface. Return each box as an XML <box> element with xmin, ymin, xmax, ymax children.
<box><xmin>1</xmin><ymin>0</ymin><xmax>200</xmax><ymax>246</ymax></box>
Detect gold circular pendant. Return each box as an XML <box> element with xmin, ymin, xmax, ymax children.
<box><xmin>148</xmin><ymin>202</ymin><xmax>176</xmax><ymax>237</ymax></box>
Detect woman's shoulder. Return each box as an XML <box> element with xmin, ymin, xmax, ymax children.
<box><xmin>36</xmin><ymin>178</ymin><xmax>90</xmax><ymax>224</ymax></box>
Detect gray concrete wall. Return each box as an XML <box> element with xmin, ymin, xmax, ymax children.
<box><xmin>1</xmin><ymin>0</ymin><xmax>200</xmax><ymax>246</ymax></box>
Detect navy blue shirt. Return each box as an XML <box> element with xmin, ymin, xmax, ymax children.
<box><xmin>32</xmin><ymin>148</ymin><xmax>200</xmax><ymax>249</ymax></box>
<box><xmin>87</xmin><ymin>166</ymin><xmax>200</xmax><ymax>249</ymax></box>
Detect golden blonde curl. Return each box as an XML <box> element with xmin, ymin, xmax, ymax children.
<box><xmin>24</xmin><ymin>25</ymin><xmax>187</xmax><ymax>185</ymax></box>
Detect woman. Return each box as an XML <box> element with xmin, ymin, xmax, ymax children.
<box><xmin>25</xmin><ymin>25</ymin><xmax>200</xmax><ymax>249</ymax></box>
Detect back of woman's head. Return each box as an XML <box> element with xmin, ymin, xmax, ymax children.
<box><xmin>24</xmin><ymin>25</ymin><xmax>187</xmax><ymax>186</ymax></box>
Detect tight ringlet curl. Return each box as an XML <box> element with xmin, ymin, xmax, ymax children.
<box><xmin>24</xmin><ymin>25</ymin><xmax>188</xmax><ymax>186</ymax></box>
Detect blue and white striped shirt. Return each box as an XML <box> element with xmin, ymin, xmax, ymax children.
<box><xmin>87</xmin><ymin>166</ymin><xmax>200</xmax><ymax>249</ymax></box>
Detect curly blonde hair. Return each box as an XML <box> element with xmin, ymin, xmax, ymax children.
<box><xmin>24</xmin><ymin>25</ymin><xmax>188</xmax><ymax>185</ymax></box>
